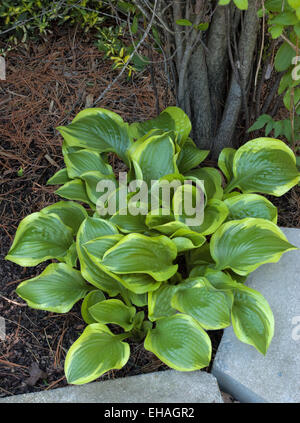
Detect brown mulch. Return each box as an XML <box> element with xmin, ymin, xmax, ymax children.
<box><xmin>0</xmin><ymin>26</ymin><xmax>176</xmax><ymax>398</ymax></box>
<box><xmin>1</xmin><ymin>25</ymin><xmax>299</xmax><ymax>399</ymax></box>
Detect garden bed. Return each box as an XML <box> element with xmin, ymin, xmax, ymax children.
<box><xmin>1</xmin><ymin>25</ymin><xmax>300</xmax><ymax>399</ymax></box>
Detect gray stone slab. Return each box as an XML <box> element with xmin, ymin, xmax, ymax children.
<box><xmin>212</xmin><ymin>227</ymin><xmax>300</xmax><ymax>403</ymax></box>
<box><xmin>0</xmin><ymin>370</ymin><xmax>223</xmax><ymax>403</ymax></box>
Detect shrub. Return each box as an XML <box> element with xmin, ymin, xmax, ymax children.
<box><xmin>6</xmin><ymin>106</ymin><xmax>300</xmax><ymax>384</ymax></box>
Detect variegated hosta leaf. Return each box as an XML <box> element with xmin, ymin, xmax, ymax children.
<box><xmin>144</xmin><ymin>314</ymin><xmax>211</xmax><ymax>371</ymax></box>
<box><xmin>117</xmin><ymin>274</ymin><xmax>161</xmax><ymax>294</ymax></box>
<box><xmin>40</xmin><ymin>201</ymin><xmax>88</xmax><ymax>234</ymax></box>
<box><xmin>101</xmin><ymin>234</ymin><xmax>178</xmax><ymax>281</ymax></box>
<box><xmin>16</xmin><ymin>263</ymin><xmax>90</xmax><ymax>313</ymax></box>
<box><xmin>188</xmin><ymin>242</ymin><xmax>214</xmax><ymax>266</ymax></box>
<box><xmin>65</xmin><ymin>242</ymin><xmax>78</xmax><ymax>267</ymax></box>
<box><xmin>195</xmin><ymin>199</ymin><xmax>229</xmax><ymax>235</ymax></box>
<box><xmin>170</xmin><ymin>228</ymin><xmax>206</xmax><ymax>253</ymax></box>
<box><xmin>81</xmin><ymin>290</ymin><xmax>106</xmax><ymax>324</ymax></box>
<box><xmin>47</xmin><ymin>168</ymin><xmax>71</xmax><ymax>185</ymax></box>
<box><xmin>232</xmin><ymin>285</ymin><xmax>274</xmax><ymax>354</ymax></box>
<box><xmin>225</xmin><ymin>138</ymin><xmax>300</xmax><ymax>196</ymax></box>
<box><xmin>81</xmin><ymin>171</ymin><xmax>116</xmax><ymax>205</ymax></box>
<box><xmin>129</xmin><ymin>132</ymin><xmax>178</xmax><ymax>185</ymax></box>
<box><xmin>148</xmin><ymin>284</ymin><xmax>178</xmax><ymax>321</ymax></box>
<box><xmin>63</xmin><ymin>148</ymin><xmax>113</xmax><ymax>179</ymax></box>
<box><xmin>224</xmin><ymin>193</ymin><xmax>278</xmax><ymax>223</ymax></box>
<box><xmin>109</xmin><ymin>211</ymin><xmax>148</xmax><ymax>233</ymax></box>
<box><xmin>177</xmin><ymin>138</ymin><xmax>209</xmax><ymax>174</ymax></box>
<box><xmin>55</xmin><ymin>179</ymin><xmax>94</xmax><ymax>208</ymax></box>
<box><xmin>203</xmin><ymin>269</ymin><xmax>239</xmax><ymax>290</ymax></box>
<box><xmin>218</xmin><ymin>148</ymin><xmax>236</xmax><ymax>182</ymax></box>
<box><xmin>172</xmin><ymin>278</ymin><xmax>234</xmax><ymax>330</ymax></box>
<box><xmin>130</xmin><ymin>106</ymin><xmax>192</xmax><ymax>145</ymax></box>
<box><xmin>76</xmin><ymin>217</ymin><xmax>122</xmax><ymax>296</ymax></box>
<box><xmin>127</xmin><ymin>291</ymin><xmax>148</xmax><ymax>307</ymax></box>
<box><xmin>187</xmin><ymin>167</ymin><xmax>223</xmax><ymax>200</ymax></box>
<box><xmin>89</xmin><ymin>299</ymin><xmax>136</xmax><ymax>331</ymax></box>
<box><xmin>65</xmin><ymin>324</ymin><xmax>130</xmax><ymax>385</ymax></box>
<box><xmin>6</xmin><ymin>213</ymin><xmax>73</xmax><ymax>266</ymax></box>
<box><xmin>57</xmin><ymin>109</ymin><xmax>132</xmax><ymax>166</ymax></box>
<box><xmin>210</xmin><ymin>218</ymin><xmax>297</xmax><ymax>275</ymax></box>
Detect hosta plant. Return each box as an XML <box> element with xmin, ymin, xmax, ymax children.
<box><xmin>6</xmin><ymin>106</ymin><xmax>300</xmax><ymax>385</ymax></box>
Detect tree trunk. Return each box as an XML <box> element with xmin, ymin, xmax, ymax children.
<box><xmin>134</xmin><ymin>0</ymin><xmax>261</xmax><ymax>159</ymax></box>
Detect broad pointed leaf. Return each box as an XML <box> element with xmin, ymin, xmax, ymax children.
<box><xmin>81</xmin><ymin>290</ymin><xmax>106</xmax><ymax>324</ymax></box>
<box><xmin>224</xmin><ymin>193</ymin><xmax>278</xmax><ymax>223</ymax></box>
<box><xmin>6</xmin><ymin>213</ymin><xmax>73</xmax><ymax>266</ymax></box>
<box><xmin>41</xmin><ymin>201</ymin><xmax>88</xmax><ymax>234</ymax></box>
<box><xmin>232</xmin><ymin>285</ymin><xmax>274</xmax><ymax>354</ymax></box>
<box><xmin>65</xmin><ymin>324</ymin><xmax>130</xmax><ymax>384</ymax></box>
<box><xmin>16</xmin><ymin>263</ymin><xmax>90</xmax><ymax>313</ymax></box>
<box><xmin>144</xmin><ymin>314</ymin><xmax>211</xmax><ymax>371</ymax></box>
<box><xmin>89</xmin><ymin>299</ymin><xmax>136</xmax><ymax>331</ymax></box>
<box><xmin>101</xmin><ymin>234</ymin><xmax>178</xmax><ymax>281</ymax></box>
<box><xmin>225</xmin><ymin>138</ymin><xmax>300</xmax><ymax>196</ymax></box>
<box><xmin>210</xmin><ymin>218</ymin><xmax>297</xmax><ymax>275</ymax></box>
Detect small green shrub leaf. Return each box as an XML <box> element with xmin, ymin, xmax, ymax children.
<box><xmin>65</xmin><ymin>324</ymin><xmax>130</xmax><ymax>385</ymax></box>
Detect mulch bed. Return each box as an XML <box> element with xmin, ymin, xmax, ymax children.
<box><xmin>1</xmin><ymin>26</ymin><xmax>299</xmax><ymax>398</ymax></box>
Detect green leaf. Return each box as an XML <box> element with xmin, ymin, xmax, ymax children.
<box><xmin>177</xmin><ymin>138</ymin><xmax>209</xmax><ymax>174</ymax></box>
<box><xmin>219</xmin><ymin>0</ymin><xmax>231</xmax><ymax>5</ymax></box>
<box><xmin>247</xmin><ymin>114</ymin><xmax>273</xmax><ymax>132</ymax></box>
<box><xmin>187</xmin><ymin>167</ymin><xmax>223</xmax><ymax>200</ymax></box>
<box><xmin>84</xmin><ymin>235</ymin><xmax>123</xmax><ymax>261</ymax></box>
<box><xmin>63</xmin><ymin>148</ymin><xmax>113</xmax><ymax>179</ymax></box>
<box><xmin>210</xmin><ymin>218</ymin><xmax>297</xmax><ymax>275</ymax></box>
<box><xmin>144</xmin><ymin>314</ymin><xmax>211</xmax><ymax>371</ymax></box>
<box><xmin>233</xmin><ymin>0</ymin><xmax>248</xmax><ymax>10</ymax></box>
<box><xmin>269</xmin><ymin>24</ymin><xmax>284</xmax><ymax>38</ymax></box>
<box><xmin>171</xmin><ymin>228</ymin><xmax>206</xmax><ymax>253</ymax></box>
<box><xmin>148</xmin><ymin>284</ymin><xmax>178</xmax><ymax>321</ymax></box>
<box><xmin>110</xmin><ymin>212</ymin><xmax>148</xmax><ymax>233</ymax></box>
<box><xmin>6</xmin><ymin>213</ymin><xmax>73</xmax><ymax>266</ymax></box>
<box><xmin>65</xmin><ymin>324</ymin><xmax>130</xmax><ymax>385</ymax></box>
<box><xmin>127</xmin><ymin>291</ymin><xmax>148</xmax><ymax>307</ymax></box>
<box><xmin>81</xmin><ymin>290</ymin><xmax>106</xmax><ymax>324</ymax></box>
<box><xmin>47</xmin><ymin>168</ymin><xmax>71</xmax><ymax>185</ymax></box>
<box><xmin>80</xmin><ymin>171</ymin><xmax>116</xmax><ymax>204</ymax></box>
<box><xmin>56</xmin><ymin>179</ymin><xmax>94</xmax><ymax>208</ymax></box>
<box><xmin>232</xmin><ymin>285</ymin><xmax>274</xmax><ymax>354</ymax></box>
<box><xmin>89</xmin><ymin>299</ymin><xmax>136</xmax><ymax>331</ymax></box>
<box><xmin>41</xmin><ymin>201</ymin><xmax>88</xmax><ymax>234</ymax></box>
<box><xmin>172</xmin><ymin>280</ymin><xmax>233</xmax><ymax>330</ymax></box>
<box><xmin>77</xmin><ymin>217</ymin><xmax>122</xmax><ymax>295</ymax></box>
<box><xmin>130</xmin><ymin>106</ymin><xmax>191</xmax><ymax>145</ymax></box>
<box><xmin>129</xmin><ymin>133</ymin><xmax>178</xmax><ymax>185</ymax></box>
<box><xmin>271</xmin><ymin>11</ymin><xmax>298</xmax><ymax>25</ymax></box>
<box><xmin>118</xmin><ymin>274</ymin><xmax>161</xmax><ymax>294</ymax></box>
<box><xmin>57</xmin><ymin>109</ymin><xmax>132</xmax><ymax>166</ymax></box>
<box><xmin>101</xmin><ymin>234</ymin><xmax>178</xmax><ymax>282</ymax></box>
<box><xmin>226</xmin><ymin>138</ymin><xmax>300</xmax><ymax>196</ymax></box>
<box><xmin>176</xmin><ymin>19</ymin><xmax>193</xmax><ymax>26</ymax></box>
<box><xmin>218</xmin><ymin>148</ymin><xmax>236</xmax><ymax>183</ymax></box>
<box><xmin>274</xmin><ymin>42</ymin><xmax>295</xmax><ymax>72</ymax></box>
<box><xmin>195</xmin><ymin>199</ymin><xmax>229</xmax><ymax>235</ymax></box>
<box><xmin>224</xmin><ymin>193</ymin><xmax>278</xmax><ymax>223</ymax></box>
<box><xmin>204</xmin><ymin>269</ymin><xmax>239</xmax><ymax>290</ymax></box>
<box><xmin>288</xmin><ymin>0</ymin><xmax>300</xmax><ymax>9</ymax></box>
<box><xmin>16</xmin><ymin>263</ymin><xmax>90</xmax><ymax>313</ymax></box>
